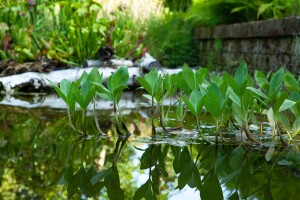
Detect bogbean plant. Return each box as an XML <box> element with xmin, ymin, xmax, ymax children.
<box><xmin>51</xmin><ymin>61</ymin><xmax>300</xmax><ymax>145</ymax></box>
<box><xmin>49</xmin><ymin>67</ymin><xmax>130</xmax><ymax>136</ymax></box>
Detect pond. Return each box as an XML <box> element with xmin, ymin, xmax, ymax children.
<box><xmin>0</xmin><ymin>92</ymin><xmax>300</xmax><ymax>200</ymax></box>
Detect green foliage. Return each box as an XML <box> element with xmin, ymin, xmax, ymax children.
<box><xmin>50</xmin><ymin>60</ymin><xmax>300</xmax><ymax>141</ymax></box>
<box><xmin>144</xmin><ymin>12</ymin><xmax>199</xmax><ymax>67</ymax></box>
<box><xmin>186</xmin><ymin>0</ymin><xmax>300</xmax><ymax>27</ymax></box>
<box><xmin>0</xmin><ymin>1</ymin><xmax>143</xmax><ymax>65</ymax></box>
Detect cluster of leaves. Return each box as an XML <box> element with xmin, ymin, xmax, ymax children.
<box><xmin>186</xmin><ymin>0</ymin><xmax>300</xmax><ymax>27</ymax></box>
<box><xmin>49</xmin><ymin>66</ymin><xmax>130</xmax><ymax>136</ymax></box>
<box><xmin>0</xmin><ymin>0</ymin><xmax>143</xmax><ymax>65</ymax></box>
<box><xmin>137</xmin><ymin>61</ymin><xmax>300</xmax><ymax>144</ymax></box>
<box><xmin>144</xmin><ymin>12</ymin><xmax>199</xmax><ymax>68</ymax></box>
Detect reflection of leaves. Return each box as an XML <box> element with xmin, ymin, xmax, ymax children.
<box><xmin>264</xmin><ymin>184</ymin><xmax>273</xmax><ymax>200</ymax></box>
<box><xmin>177</xmin><ymin>161</ymin><xmax>201</xmax><ymax>190</ymax></box>
<box><xmin>50</xmin><ymin>166</ymin><xmax>73</xmax><ymax>186</ymax></box>
<box><xmin>229</xmin><ymin>145</ymin><xmax>245</xmax><ymax>171</ymax></box>
<box><xmin>228</xmin><ymin>191</ymin><xmax>239</xmax><ymax>200</ymax></box>
<box><xmin>172</xmin><ymin>146</ymin><xmax>192</xmax><ymax>174</ymax></box>
<box><xmin>200</xmin><ymin>170</ymin><xmax>223</xmax><ymax>200</ymax></box>
<box><xmin>140</xmin><ymin>145</ymin><xmax>160</xmax><ymax>169</ymax></box>
<box><xmin>107</xmin><ymin>166</ymin><xmax>125</xmax><ymax>200</ymax></box>
<box><xmin>239</xmin><ymin>167</ymin><xmax>250</xmax><ymax>199</ymax></box>
<box><xmin>67</xmin><ymin>166</ymin><xmax>99</xmax><ymax>198</ymax></box>
<box><xmin>133</xmin><ymin>179</ymin><xmax>155</xmax><ymax>200</ymax></box>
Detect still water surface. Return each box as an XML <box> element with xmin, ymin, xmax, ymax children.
<box><xmin>0</xmin><ymin>94</ymin><xmax>300</xmax><ymax>200</ymax></box>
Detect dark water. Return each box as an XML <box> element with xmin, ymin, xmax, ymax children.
<box><xmin>0</xmin><ymin>97</ymin><xmax>300</xmax><ymax>200</ymax></box>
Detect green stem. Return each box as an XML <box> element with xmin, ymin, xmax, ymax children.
<box><xmin>93</xmin><ymin>97</ymin><xmax>104</xmax><ymax>135</ymax></box>
<box><xmin>195</xmin><ymin>116</ymin><xmax>212</xmax><ymax>144</ymax></box>
<box><xmin>151</xmin><ymin>95</ymin><xmax>156</xmax><ymax>135</ymax></box>
<box><xmin>67</xmin><ymin>107</ymin><xmax>78</xmax><ymax>133</ymax></box>
<box><xmin>215</xmin><ymin>118</ymin><xmax>219</xmax><ymax>145</ymax></box>
<box><xmin>81</xmin><ymin>109</ymin><xmax>86</xmax><ymax>135</ymax></box>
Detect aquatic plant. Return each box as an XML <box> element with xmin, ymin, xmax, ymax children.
<box><xmin>204</xmin><ymin>83</ymin><xmax>228</xmax><ymax>143</ymax></box>
<box><xmin>137</xmin><ymin>67</ymin><xmax>162</xmax><ymax>134</ymax></box>
<box><xmin>93</xmin><ymin>66</ymin><xmax>130</xmax><ymax>136</ymax></box>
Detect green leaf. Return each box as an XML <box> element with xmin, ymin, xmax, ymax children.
<box><xmin>204</xmin><ymin>84</ymin><xmax>224</xmax><ymax>118</ymax></box>
<box><xmin>227</xmin><ymin>87</ymin><xmax>241</xmax><ymax>107</ymax></box>
<box><xmin>106</xmin><ymin>167</ymin><xmax>125</xmax><ymax>200</ymax></box>
<box><xmin>292</xmin><ymin>117</ymin><xmax>300</xmax><ymax>137</ymax></box>
<box><xmin>113</xmin><ymin>85</ymin><xmax>128</xmax><ymax>103</ymax></box>
<box><xmin>200</xmin><ymin>171</ymin><xmax>223</xmax><ymax>200</ymax></box>
<box><xmin>265</xmin><ymin>146</ymin><xmax>274</xmax><ymax>161</ymax></box>
<box><xmin>133</xmin><ymin>180</ymin><xmax>152</xmax><ymax>200</ymax></box>
<box><xmin>48</xmin><ymin>79</ymin><xmax>75</xmax><ymax>111</ymax></box>
<box><xmin>278</xmin><ymin>159</ymin><xmax>292</xmax><ymax>166</ymax></box>
<box><xmin>177</xmin><ymin>72</ymin><xmax>191</xmax><ymax>95</ymax></box>
<box><xmin>246</xmin><ymin>87</ymin><xmax>270</xmax><ymax>101</ymax></box>
<box><xmin>177</xmin><ymin>161</ymin><xmax>193</xmax><ymax>190</ymax></box>
<box><xmin>278</xmin><ymin>99</ymin><xmax>296</xmax><ymax>112</ymax></box>
<box><xmin>182</xmin><ymin>64</ymin><xmax>196</xmax><ymax>91</ymax></box>
<box><xmin>234</xmin><ymin>60</ymin><xmax>248</xmax><ymax>92</ymax></box>
<box><xmin>268</xmin><ymin>68</ymin><xmax>284</xmax><ymax>98</ymax></box>
<box><xmin>284</xmin><ymin>72</ymin><xmax>299</xmax><ymax>92</ymax></box>
<box><xmin>189</xmin><ymin>90</ymin><xmax>204</xmax><ymax>115</ymax></box>
<box><xmin>257</xmin><ymin>3</ymin><xmax>273</xmax><ymax>19</ymax></box>
<box><xmin>91</xmin><ymin>168</ymin><xmax>112</xmax><ymax>184</ymax></box>
<box><xmin>254</xmin><ymin>70</ymin><xmax>269</xmax><ymax>91</ymax></box>
<box><xmin>137</xmin><ymin>77</ymin><xmax>152</xmax><ymax>95</ymax></box>
<box><xmin>172</xmin><ymin>147</ymin><xmax>192</xmax><ymax>174</ymax></box>
<box><xmin>228</xmin><ymin>191</ymin><xmax>239</xmax><ymax>200</ymax></box>
<box><xmin>181</xmin><ymin>95</ymin><xmax>196</xmax><ymax>116</ymax></box>
<box><xmin>195</xmin><ymin>67</ymin><xmax>208</xmax><ymax>86</ymax></box>
<box><xmin>107</xmin><ymin>66</ymin><xmax>129</xmax><ymax>91</ymax></box>
<box><xmin>229</xmin><ymin>145</ymin><xmax>245</xmax><ymax>171</ymax></box>
<box><xmin>223</xmin><ymin>72</ymin><xmax>239</xmax><ymax>95</ymax></box>
<box><xmin>88</xmin><ymin>67</ymin><xmax>103</xmax><ymax>83</ymax></box>
<box><xmin>96</xmin><ymin>90</ymin><xmax>113</xmax><ymax>102</ymax></box>
<box><xmin>140</xmin><ymin>146</ymin><xmax>160</xmax><ymax>169</ymax></box>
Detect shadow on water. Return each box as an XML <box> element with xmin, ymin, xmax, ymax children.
<box><xmin>1</xmin><ymin>102</ymin><xmax>300</xmax><ymax>199</ymax></box>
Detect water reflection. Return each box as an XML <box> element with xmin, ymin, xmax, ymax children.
<box><xmin>1</xmin><ymin>106</ymin><xmax>300</xmax><ymax>199</ymax></box>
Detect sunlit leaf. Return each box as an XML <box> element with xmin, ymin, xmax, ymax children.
<box><xmin>246</xmin><ymin>87</ymin><xmax>270</xmax><ymax>101</ymax></box>
<box><xmin>278</xmin><ymin>99</ymin><xmax>296</xmax><ymax>112</ymax></box>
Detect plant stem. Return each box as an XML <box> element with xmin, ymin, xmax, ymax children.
<box><xmin>82</xmin><ymin>109</ymin><xmax>86</xmax><ymax>135</ymax></box>
<box><xmin>151</xmin><ymin>95</ymin><xmax>156</xmax><ymax>135</ymax></box>
<box><xmin>159</xmin><ymin>105</ymin><xmax>168</xmax><ymax>133</ymax></box>
<box><xmin>195</xmin><ymin>116</ymin><xmax>211</xmax><ymax>144</ymax></box>
<box><xmin>215</xmin><ymin>118</ymin><xmax>219</xmax><ymax>145</ymax></box>
<box><xmin>243</xmin><ymin>123</ymin><xmax>260</xmax><ymax>144</ymax></box>
<box><xmin>67</xmin><ymin>107</ymin><xmax>77</xmax><ymax>132</ymax></box>
<box><xmin>93</xmin><ymin>97</ymin><xmax>104</xmax><ymax>135</ymax></box>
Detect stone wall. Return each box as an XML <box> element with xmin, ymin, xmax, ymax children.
<box><xmin>195</xmin><ymin>16</ymin><xmax>300</xmax><ymax>74</ymax></box>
